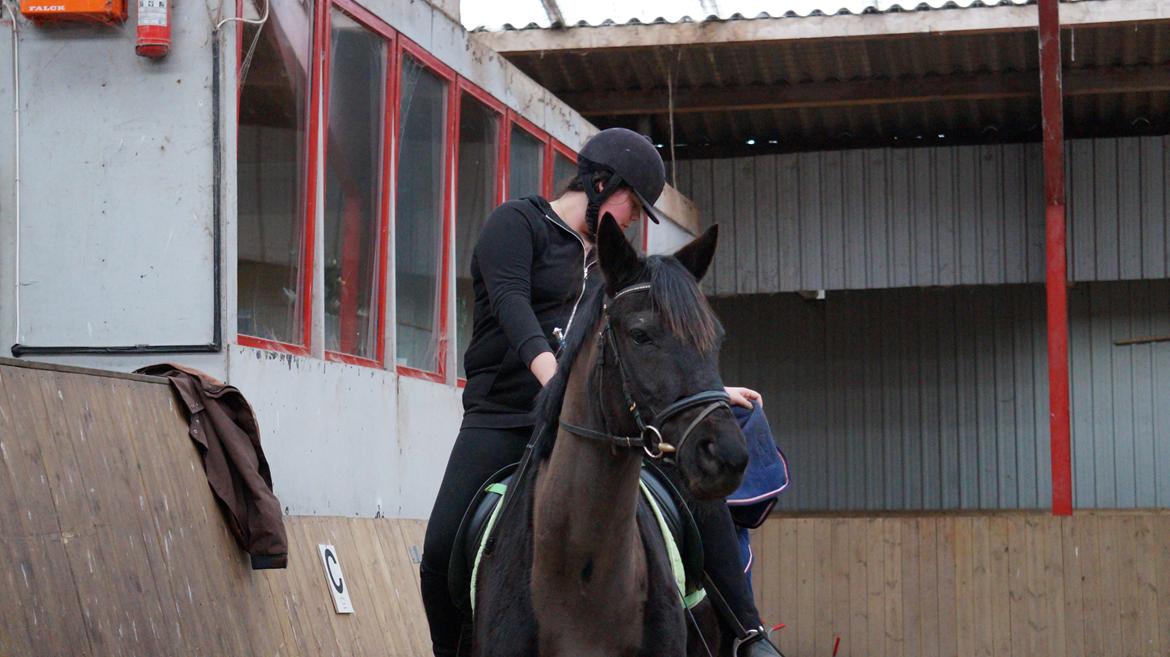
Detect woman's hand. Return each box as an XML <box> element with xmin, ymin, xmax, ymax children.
<box><xmin>530</xmin><ymin>352</ymin><xmax>558</xmax><ymax>386</ymax></box>
<box><xmin>725</xmin><ymin>386</ymin><xmax>762</xmax><ymax>409</ymax></box>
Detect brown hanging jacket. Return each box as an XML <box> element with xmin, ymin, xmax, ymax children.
<box><xmin>136</xmin><ymin>363</ymin><xmax>288</xmax><ymax>569</ymax></box>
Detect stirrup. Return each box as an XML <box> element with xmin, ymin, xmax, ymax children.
<box><xmin>732</xmin><ymin>626</ymin><xmax>783</xmax><ymax>657</ymax></box>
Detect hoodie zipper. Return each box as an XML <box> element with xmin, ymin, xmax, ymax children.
<box><xmin>543</xmin><ymin>212</ymin><xmax>594</xmax><ymax>349</ymax></box>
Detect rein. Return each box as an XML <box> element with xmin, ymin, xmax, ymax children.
<box><xmin>559</xmin><ymin>282</ymin><xmax>731</xmax><ymax>460</ymax></box>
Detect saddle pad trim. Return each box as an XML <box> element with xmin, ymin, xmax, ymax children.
<box><xmin>639</xmin><ymin>480</ymin><xmax>706</xmax><ymax>609</ymax></box>
<box><xmin>469</xmin><ymin>482</ymin><xmax>508</xmax><ymax>614</ymax></box>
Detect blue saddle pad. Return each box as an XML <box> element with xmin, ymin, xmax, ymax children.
<box><xmin>727</xmin><ymin>402</ymin><xmax>789</xmax><ymax>530</ymax></box>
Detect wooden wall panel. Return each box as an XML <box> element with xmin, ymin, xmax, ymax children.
<box><xmin>0</xmin><ymin>358</ymin><xmax>430</xmax><ymax>657</ymax></box>
<box><xmin>752</xmin><ymin>512</ymin><xmax>1170</xmax><ymax>657</ymax></box>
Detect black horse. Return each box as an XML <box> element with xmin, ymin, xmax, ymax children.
<box><xmin>471</xmin><ymin>214</ymin><xmax>749</xmax><ymax>657</ymax></box>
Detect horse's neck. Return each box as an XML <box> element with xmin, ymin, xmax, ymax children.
<box><xmin>532</xmin><ymin>340</ymin><xmax>644</xmax><ymax>581</ymax></box>
<box><xmin>527</xmin><ymin>324</ymin><xmax>651</xmax><ymax>653</ymax></box>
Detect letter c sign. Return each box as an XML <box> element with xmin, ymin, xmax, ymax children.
<box><xmin>317</xmin><ymin>544</ymin><xmax>355</xmax><ymax>614</ymax></box>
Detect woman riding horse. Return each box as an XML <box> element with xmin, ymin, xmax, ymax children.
<box><xmin>419</xmin><ymin>128</ymin><xmax>782</xmax><ymax>657</ymax></box>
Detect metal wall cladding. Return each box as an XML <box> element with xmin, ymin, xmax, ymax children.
<box><xmin>1068</xmin><ymin>280</ymin><xmax>1170</xmax><ymax>509</ymax></box>
<box><xmin>712</xmin><ymin>279</ymin><xmax>1170</xmax><ymax>511</ymax></box>
<box><xmin>675</xmin><ymin>136</ymin><xmax>1170</xmax><ymax>297</ymax></box>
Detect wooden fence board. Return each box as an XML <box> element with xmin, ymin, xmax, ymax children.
<box><xmin>0</xmin><ymin>359</ymin><xmax>432</xmax><ymax>657</ymax></box>
<box><xmin>752</xmin><ymin>511</ymin><xmax>1170</xmax><ymax>657</ymax></box>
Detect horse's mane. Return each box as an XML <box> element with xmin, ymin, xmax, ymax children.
<box><xmin>529</xmin><ymin>254</ymin><xmax>723</xmax><ymax>461</ymax></box>
<box><xmin>530</xmin><ymin>273</ymin><xmax>605</xmax><ymax>460</ymax></box>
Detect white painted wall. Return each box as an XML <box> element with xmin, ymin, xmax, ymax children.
<box><xmin>1</xmin><ymin>0</ymin><xmax>216</xmax><ymax>349</ymax></box>
<box><xmin>226</xmin><ymin>345</ymin><xmax>398</xmax><ymax>516</ymax></box>
<box><xmin>395</xmin><ymin>375</ymin><xmax>465</xmax><ymax>517</ymax></box>
<box><xmin>223</xmin><ymin>346</ymin><xmax>461</xmax><ymax>518</ymax></box>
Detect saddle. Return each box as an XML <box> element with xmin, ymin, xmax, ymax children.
<box><xmin>447</xmin><ymin>462</ymin><xmax>705</xmax><ymax>615</ymax></box>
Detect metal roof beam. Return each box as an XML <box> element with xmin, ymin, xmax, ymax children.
<box><xmin>476</xmin><ymin>0</ymin><xmax>1170</xmax><ymax>53</ymax></box>
<box><xmin>540</xmin><ymin>0</ymin><xmax>566</xmax><ymax>27</ymax></box>
<box><xmin>557</xmin><ymin>65</ymin><xmax>1170</xmax><ymax>116</ymax></box>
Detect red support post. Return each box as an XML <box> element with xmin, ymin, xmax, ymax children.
<box><xmin>1039</xmin><ymin>0</ymin><xmax>1073</xmax><ymax>516</ymax></box>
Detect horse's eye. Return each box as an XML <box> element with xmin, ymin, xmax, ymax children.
<box><xmin>630</xmin><ymin>328</ymin><xmax>652</xmax><ymax>345</ymax></box>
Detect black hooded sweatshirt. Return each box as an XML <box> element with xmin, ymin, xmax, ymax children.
<box><xmin>460</xmin><ymin>196</ymin><xmax>593</xmax><ymax>429</ymax></box>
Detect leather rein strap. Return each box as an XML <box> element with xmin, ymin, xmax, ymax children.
<box><xmin>559</xmin><ymin>282</ymin><xmax>731</xmax><ymax>459</ymax></box>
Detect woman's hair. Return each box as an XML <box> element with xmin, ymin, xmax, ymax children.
<box><xmin>554</xmin><ymin>168</ymin><xmax>614</xmax><ymax>199</ymax></box>
<box><xmin>554</xmin><ymin>169</ymin><xmax>624</xmax><ymax>238</ymax></box>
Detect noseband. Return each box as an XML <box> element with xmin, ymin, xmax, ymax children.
<box><xmin>559</xmin><ymin>282</ymin><xmax>732</xmax><ymax>460</ymax></box>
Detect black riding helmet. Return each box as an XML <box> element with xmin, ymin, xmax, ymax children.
<box><xmin>578</xmin><ymin>127</ymin><xmax>667</xmax><ymax>227</ymax></box>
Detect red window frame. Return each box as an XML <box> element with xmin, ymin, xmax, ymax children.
<box><xmin>394</xmin><ymin>36</ymin><xmax>458</xmax><ymax>383</ymax></box>
<box><xmin>236</xmin><ymin>0</ymin><xmax>322</xmax><ymax>357</ymax></box>
<box><xmin>320</xmin><ymin>0</ymin><xmax>397</xmax><ymax>368</ymax></box>
<box><xmin>232</xmin><ymin>2</ymin><xmax>603</xmax><ymax>382</ymax></box>
<box><xmin>453</xmin><ymin>79</ymin><xmax>508</xmax><ymax>387</ymax></box>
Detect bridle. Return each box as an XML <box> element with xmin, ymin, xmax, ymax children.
<box><xmin>559</xmin><ymin>282</ymin><xmax>732</xmax><ymax>460</ymax></box>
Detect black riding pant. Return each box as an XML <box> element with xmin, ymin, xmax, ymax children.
<box><xmin>689</xmin><ymin>496</ymin><xmax>762</xmax><ymax>632</ymax></box>
<box><xmin>419</xmin><ymin>426</ymin><xmax>762</xmax><ymax>657</ymax></box>
<box><xmin>421</xmin><ymin>425</ymin><xmax>531</xmax><ymax>657</ymax></box>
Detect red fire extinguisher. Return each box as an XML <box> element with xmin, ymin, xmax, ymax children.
<box><xmin>136</xmin><ymin>0</ymin><xmax>171</xmax><ymax>58</ymax></box>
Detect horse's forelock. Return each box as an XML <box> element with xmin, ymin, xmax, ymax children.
<box><xmin>646</xmin><ymin>256</ymin><xmax>722</xmax><ymax>354</ymax></box>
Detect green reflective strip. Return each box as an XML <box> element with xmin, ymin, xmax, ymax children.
<box><xmin>683</xmin><ymin>588</ymin><xmax>707</xmax><ymax>608</ymax></box>
<box><xmin>469</xmin><ymin>482</ymin><xmax>508</xmax><ymax>615</ymax></box>
<box><xmin>639</xmin><ymin>480</ymin><xmax>693</xmax><ymax>607</ymax></box>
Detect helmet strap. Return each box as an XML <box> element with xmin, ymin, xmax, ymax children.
<box><xmin>580</xmin><ymin>169</ymin><xmax>626</xmax><ymax>240</ymax></box>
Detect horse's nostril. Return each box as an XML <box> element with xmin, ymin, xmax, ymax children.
<box><xmin>704</xmin><ymin>440</ymin><xmax>718</xmax><ymax>459</ymax></box>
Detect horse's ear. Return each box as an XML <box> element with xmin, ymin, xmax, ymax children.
<box><xmin>672</xmin><ymin>224</ymin><xmax>718</xmax><ymax>282</ymax></box>
<box><xmin>597</xmin><ymin>212</ymin><xmax>640</xmax><ymax>295</ymax></box>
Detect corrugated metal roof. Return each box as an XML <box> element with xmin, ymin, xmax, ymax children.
<box><xmin>465</xmin><ymin>0</ymin><xmax>1046</xmax><ymax>32</ymax></box>
<box><xmin>488</xmin><ymin>8</ymin><xmax>1169</xmax><ymax>156</ymax></box>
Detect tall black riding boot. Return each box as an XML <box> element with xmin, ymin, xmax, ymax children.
<box><xmin>689</xmin><ymin>498</ymin><xmax>784</xmax><ymax>657</ymax></box>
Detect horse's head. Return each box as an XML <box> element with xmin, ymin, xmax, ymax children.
<box><xmin>592</xmin><ymin>213</ymin><xmax>748</xmax><ymax>500</ymax></box>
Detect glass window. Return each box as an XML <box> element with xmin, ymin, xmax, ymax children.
<box><xmin>322</xmin><ymin>9</ymin><xmax>388</xmax><ymax>361</ymax></box>
<box><xmin>455</xmin><ymin>95</ymin><xmax>500</xmax><ymax>378</ymax></box>
<box><xmin>395</xmin><ymin>54</ymin><xmax>449</xmax><ymax>373</ymax></box>
<box><xmin>508</xmin><ymin>125</ymin><xmax>543</xmax><ymax>199</ymax></box>
<box><xmin>236</xmin><ymin>0</ymin><xmax>314</xmax><ymax>346</ymax></box>
<box><xmin>552</xmin><ymin>149</ymin><xmax>576</xmax><ymax>197</ymax></box>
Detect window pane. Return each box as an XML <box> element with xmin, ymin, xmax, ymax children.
<box><xmin>236</xmin><ymin>0</ymin><xmax>313</xmax><ymax>345</ymax></box>
<box><xmin>396</xmin><ymin>55</ymin><xmax>448</xmax><ymax>372</ymax></box>
<box><xmin>455</xmin><ymin>96</ymin><xmax>500</xmax><ymax>378</ymax></box>
<box><xmin>323</xmin><ymin>10</ymin><xmax>387</xmax><ymax>361</ymax></box>
<box><xmin>508</xmin><ymin>125</ymin><xmax>543</xmax><ymax>199</ymax></box>
<box><xmin>552</xmin><ymin>150</ymin><xmax>576</xmax><ymax>196</ymax></box>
